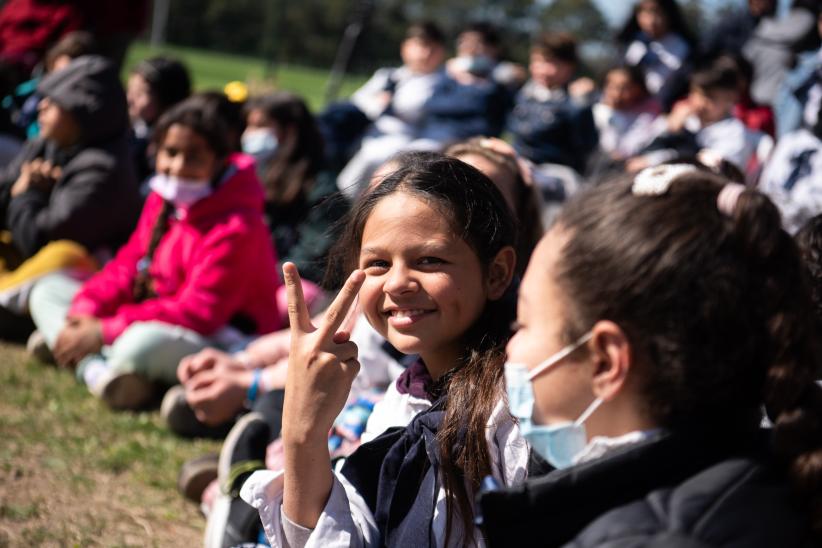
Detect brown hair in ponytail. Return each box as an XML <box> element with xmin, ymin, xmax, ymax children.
<box><xmin>327</xmin><ymin>153</ymin><xmax>517</xmax><ymax>543</ymax></box>
<box><xmin>554</xmin><ymin>170</ymin><xmax>822</xmax><ymax>539</ymax></box>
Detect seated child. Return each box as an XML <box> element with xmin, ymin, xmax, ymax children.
<box><xmin>28</xmin><ymin>94</ymin><xmax>283</xmax><ymax>410</ymax></box>
<box><xmin>336</xmin><ymin>21</ymin><xmax>447</xmax><ymax>199</ymax></box>
<box><xmin>617</xmin><ymin>0</ymin><xmax>695</xmax><ymax>111</ymax></box>
<box><xmin>241</xmin><ymin>154</ymin><xmax>524</xmax><ymax>547</ymax></box>
<box><xmin>588</xmin><ymin>65</ymin><xmax>663</xmax><ymax>178</ymax></box>
<box><xmin>127</xmin><ymin>56</ymin><xmax>192</xmax><ymax>183</ymax></box>
<box><xmin>0</xmin><ymin>55</ymin><xmax>140</xmax><ymax>339</ymax></box>
<box><xmin>506</xmin><ymin>32</ymin><xmax>597</xmax><ymax>204</ymax></box>
<box><xmin>629</xmin><ymin>62</ymin><xmax>772</xmax><ymax>175</ymax></box>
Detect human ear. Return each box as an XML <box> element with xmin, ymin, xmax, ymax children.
<box><xmin>588</xmin><ymin>320</ymin><xmax>632</xmax><ymax>401</ymax></box>
<box><xmin>486</xmin><ymin>245</ymin><xmax>516</xmax><ymax>300</ymax></box>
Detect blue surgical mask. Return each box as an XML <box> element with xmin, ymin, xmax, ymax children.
<box><xmin>505</xmin><ymin>331</ymin><xmax>603</xmax><ymax>469</ymax></box>
<box><xmin>241</xmin><ymin>127</ymin><xmax>278</xmax><ymax>172</ymax></box>
<box><xmin>148</xmin><ymin>173</ymin><xmax>212</xmax><ymax>208</ymax></box>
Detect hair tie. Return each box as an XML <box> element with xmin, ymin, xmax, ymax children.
<box><xmin>632</xmin><ymin>163</ymin><xmax>698</xmax><ymax>196</ymax></box>
<box><xmin>717</xmin><ymin>183</ymin><xmax>746</xmax><ymax>217</ymax></box>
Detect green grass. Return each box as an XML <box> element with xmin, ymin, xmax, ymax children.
<box><xmin>125</xmin><ymin>42</ymin><xmax>368</xmax><ymax>111</ymax></box>
<box><xmin>0</xmin><ymin>342</ymin><xmax>222</xmax><ymax>545</ymax></box>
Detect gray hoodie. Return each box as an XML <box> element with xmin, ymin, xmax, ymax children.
<box><xmin>0</xmin><ymin>55</ymin><xmax>140</xmax><ymax>260</ymax></box>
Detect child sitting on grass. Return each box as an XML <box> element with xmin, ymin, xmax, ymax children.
<box><xmin>28</xmin><ymin>94</ymin><xmax>283</xmax><ymax>410</ymax></box>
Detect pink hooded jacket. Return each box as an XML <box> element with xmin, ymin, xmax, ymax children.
<box><xmin>70</xmin><ymin>154</ymin><xmax>283</xmax><ymax>344</ymax></box>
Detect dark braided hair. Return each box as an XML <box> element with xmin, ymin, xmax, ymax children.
<box><xmin>132</xmin><ymin>95</ymin><xmax>231</xmax><ymax>302</ymax></box>
<box><xmin>555</xmin><ymin>172</ymin><xmax>822</xmax><ymax>540</ymax></box>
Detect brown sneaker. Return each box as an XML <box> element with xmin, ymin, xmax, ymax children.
<box><xmin>90</xmin><ymin>370</ymin><xmax>156</xmax><ymax>410</ymax></box>
<box><xmin>178</xmin><ymin>453</ymin><xmax>219</xmax><ymax>503</ymax></box>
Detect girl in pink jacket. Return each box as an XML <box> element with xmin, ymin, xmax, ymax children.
<box><xmin>29</xmin><ymin>95</ymin><xmax>283</xmax><ymax>410</ymax></box>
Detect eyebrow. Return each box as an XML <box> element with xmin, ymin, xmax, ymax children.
<box><xmin>360</xmin><ymin>241</ymin><xmax>454</xmax><ymax>256</ymax></box>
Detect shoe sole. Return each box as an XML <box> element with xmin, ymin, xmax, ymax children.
<box><xmin>99</xmin><ymin>372</ymin><xmax>155</xmax><ymax>410</ymax></box>
<box><xmin>178</xmin><ymin>453</ymin><xmax>219</xmax><ymax>503</ymax></box>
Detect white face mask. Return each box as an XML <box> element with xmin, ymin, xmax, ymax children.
<box><xmin>505</xmin><ymin>331</ymin><xmax>603</xmax><ymax>469</ymax></box>
<box><xmin>148</xmin><ymin>173</ymin><xmax>212</xmax><ymax>208</ymax></box>
<box><xmin>241</xmin><ymin>127</ymin><xmax>278</xmax><ymax>172</ymax></box>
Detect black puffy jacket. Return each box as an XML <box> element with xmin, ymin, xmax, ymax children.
<box><xmin>0</xmin><ymin>55</ymin><xmax>140</xmax><ymax>259</ymax></box>
<box><xmin>477</xmin><ymin>430</ymin><xmax>814</xmax><ymax>547</ymax></box>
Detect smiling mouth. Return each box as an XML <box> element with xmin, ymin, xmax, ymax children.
<box><xmin>385</xmin><ymin>308</ymin><xmax>434</xmax><ymax>328</ymax></box>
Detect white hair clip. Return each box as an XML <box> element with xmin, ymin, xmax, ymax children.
<box><xmin>717</xmin><ymin>183</ymin><xmax>746</xmax><ymax>217</ymax></box>
<box><xmin>632</xmin><ymin>164</ymin><xmax>698</xmax><ymax>196</ymax></box>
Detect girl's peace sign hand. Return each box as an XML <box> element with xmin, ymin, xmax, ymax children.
<box><xmin>281</xmin><ymin>262</ymin><xmax>365</xmax><ymax>446</ymax></box>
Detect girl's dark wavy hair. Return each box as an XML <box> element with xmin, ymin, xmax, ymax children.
<box><xmin>616</xmin><ymin>0</ymin><xmax>696</xmax><ymax>48</ymax></box>
<box><xmin>326</xmin><ymin>152</ymin><xmax>517</xmax><ymax>544</ymax></box>
<box><xmin>555</xmin><ymin>172</ymin><xmax>822</xmax><ymax>540</ymax></box>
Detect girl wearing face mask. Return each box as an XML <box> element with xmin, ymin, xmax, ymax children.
<box><xmin>27</xmin><ymin>94</ymin><xmax>283</xmax><ymax>411</ymax></box>
<box><xmin>479</xmin><ymin>164</ymin><xmax>822</xmax><ymax>546</ymax></box>
<box><xmin>242</xmin><ymin>92</ymin><xmax>349</xmax><ymax>284</ymax></box>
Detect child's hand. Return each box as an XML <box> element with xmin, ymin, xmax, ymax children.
<box><xmin>53</xmin><ymin>316</ymin><xmax>103</xmax><ymax>368</ymax></box>
<box><xmin>11</xmin><ymin>159</ymin><xmax>60</xmax><ymax>197</ymax></box>
<box><xmin>281</xmin><ymin>262</ymin><xmax>364</xmax><ymax>446</ymax></box>
<box><xmin>184</xmin><ymin>358</ymin><xmax>252</xmax><ymax>426</ymax></box>
<box><xmin>177</xmin><ymin>347</ymin><xmax>234</xmax><ymax>384</ymax></box>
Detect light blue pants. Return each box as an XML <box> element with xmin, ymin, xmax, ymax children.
<box><xmin>29</xmin><ymin>273</ymin><xmax>216</xmax><ymax>386</ymax></box>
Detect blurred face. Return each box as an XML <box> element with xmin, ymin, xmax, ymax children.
<box><xmin>506</xmin><ymin>227</ymin><xmax>595</xmax><ymax>425</ymax></box>
<box><xmin>456</xmin><ymin>31</ymin><xmax>496</xmax><ymax>59</ymax></box>
<box><xmin>636</xmin><ymin>1</ymin><xmax>669</xmax><ymax>40</ymax></box>
<box><xmin>358</xmin><ymin>192</ymin><xmax>489</xmax><ymax>376</ymax></box>
<box><xmin>530</xmin><ymin>52</ymin><xmax>575</xmax><ymax>89</ymax></box>
<box><xmin>603</xmin><ymin>70</ymin><xmax>644</xmax><ymax>110</ymax></box>
<box><xmin>155</xmin><ymin>124</ymin><xmax>219</xmax><ymax>182</ymax></box>
<box><xmin>690</xmin><ymin>86</ymin><xmax>738</xmax><ymax>125</ymax></box>
<box><xmin>127</xmin><ymin>73</ymin><xmax>159</xmax><ymax>124</ymax></box>
<box><xmin>37</xmin><ymin>96</ymin><xmax>81</xmax><ymax>148</ymax></box>
<box><xmin>455</xmin><ymin>153</ymin><xmax>517</xmax><ymax>214</ymax></box>
<box><xmin>748</xmin><ymin>0</ymin><xmax>775</xmax><ymax>17</ymax></box>
<box><xmin>401</xmin><ymin>37</ymin><xmax>446</xmax><ymax>74</ymax></box>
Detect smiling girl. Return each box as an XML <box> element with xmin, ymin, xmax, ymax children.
<box><xmin>28</xmin><ymin>94</ymin><xmax>282</xmax><ymax>410</ymax></box>
<box><xmin>242</xmin><ymin>155</ymin><xmax>525</xmax><ymax>546</ymax></box>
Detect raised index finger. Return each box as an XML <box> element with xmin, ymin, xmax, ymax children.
<box><xmin>283</xmin><ymin>262</ymin><xmax>312</xmax><ymax>333</ymax></box>
<box><xmin>318</xmin><ymin>269</ymin><xmax>365</xmax><ymax>341</ymax></box>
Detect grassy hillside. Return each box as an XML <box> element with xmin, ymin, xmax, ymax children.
<box><xmin>125</xmin><ymin>42</ymin><xmax>368</xmax><ymax>111</ymax></box>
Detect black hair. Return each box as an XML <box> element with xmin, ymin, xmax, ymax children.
<box><xmin>531</xmin><ymin>32</ymin><xmax>578</xmax><ymax>65</ymax></box>
<box><xmin>461</xmin><ymin>21</ymin><xmax>501</xmax><ymax>49</ymax></box>
<box><xmin>406</xmin><ymin>20</ymin><xmax>446</xmax><ymax>46</ymax></box>
<box><xmin>616</xmin><ymin>0</ymin><xmax>696</xmax><ymax>48</ymax></box>
<box><xmin>132</xmin><ymin>56</ymin><xmax>192</xmax><ymax>114</ymax></box>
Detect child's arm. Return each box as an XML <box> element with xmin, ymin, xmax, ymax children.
<box><xmin>281</xmin><ymin>263</ymin><xmax>364</xmax><ymax>528</ymax></box>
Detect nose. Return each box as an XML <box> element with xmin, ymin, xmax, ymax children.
<box><xmin>383</xmin><ymin>263</ymin><xmax>418</xmax><ymax>295</ymax></box>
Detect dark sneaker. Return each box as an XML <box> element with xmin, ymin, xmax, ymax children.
<box><xmin>26</xmin><ymin>330</ymin><xmax>55</xmax><ymax>364</ymax></box>
<box><xmin>203</xmin><ymin>412</ymin><xmax>270</xmax><ymax>548</ymax></box>
<box><xmin>161</xmin><ymin>385</ymin><xmax>235</xmax><ymax>438</ymax></box>
<box><xmin>178</xmin><ymin>453</ymin><xmax>219</xmax><ymax>503</ymax></box>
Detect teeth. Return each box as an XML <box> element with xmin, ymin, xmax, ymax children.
<box><xmin>391</xmin><ymin>309</ymin><xmax>426</xmax><ymax>317</ymax></box>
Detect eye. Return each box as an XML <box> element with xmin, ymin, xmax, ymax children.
<box><xmin>418</xmin><ymin>256</ymin><xmax>445</xmax><ymax>266</ymax></box>
<box><xmin>363</xmin><ymin>259</ymin><xmax>389</xmax><ymax>271</ymax></box>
